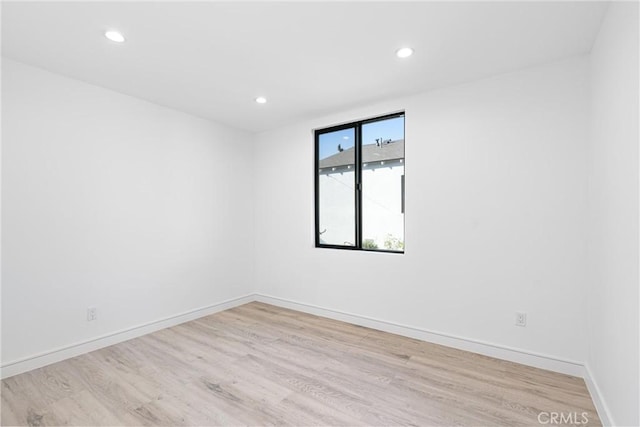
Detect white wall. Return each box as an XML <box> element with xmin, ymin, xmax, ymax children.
<box><xmin>254</xmin><ymin>56</ymin><xmax>591</xmax><ymax>364</ymax></box>
<box><xmin>3</xmin><ymin>16</ymin><xmax>637</xmax><ymax>424</ymax></box>
<box><xmin>319</xmin><ymin>165</ymin><xmax>405</xmax><ymax>248</ymax></box>
<box><xmin>587</xmin><ymin>3</ymin><xmax>639</xmax><ymax>426</ymax></box>
<box><xmin>1</xmin><ymin>59</ymin><xmax>254</xmax><ymax>366</ymax></box>
<box><xmin>318</xmin><ymin>171</ymin><xmax>357</xmax><ymax>246</ymax></box>
<box><xmin>361</xmin><ymin>165</ymin><xmax>404</xmax><ymax>249</ymax></box>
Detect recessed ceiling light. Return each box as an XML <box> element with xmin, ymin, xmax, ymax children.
<box><xmin>105</xmin><ymin>30</ymin><xmax>125</xmax><ymax>43</ymax></box>
<box><xmin>255</xmin><ymin>96</ymin><xmax>267</xmax><ymax>104</ymax></box>
<box><xmin>396</xmin><ymin>47</ymin><xmax>414</xmax><ymax>58</ymax></box>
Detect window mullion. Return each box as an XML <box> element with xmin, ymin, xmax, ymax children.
<box><xmin>355</xmin><ymin>124</ymin><xmax>363</xmax><ymax>249</ymax></box>
<box><xmin>315</xmin><ymin>112</ymin><xmax>404</xmax><ymax>253</ymax></box>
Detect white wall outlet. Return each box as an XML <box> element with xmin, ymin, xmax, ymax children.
<box><xmin>87</xmin><ymin>307</ymin><xmax>97</xmax><ymax>322</ymax></box>
<box><xmin>516</xmin><ymin>312</ymin><xmax>527</xmax><ymax>327</ymax></box>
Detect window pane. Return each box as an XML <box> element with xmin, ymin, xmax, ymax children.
<box><xmin>361</xmin><ymin>116</ymin><xmax>405</xmax><ymax>251</ymax></box>
<box><xmin>317</xmin><ymin>128</ymin><xmax>356</xmax><ymax>246</ymax></box>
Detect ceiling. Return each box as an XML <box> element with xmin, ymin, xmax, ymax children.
<box><xmin>2</xmin><ymin>2</ymin><xmax>608</xmax><ymax>132</ymax></box>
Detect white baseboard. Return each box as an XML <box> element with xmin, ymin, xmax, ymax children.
<box><xmin>0</xmin><ymin>294</ymin><xmax>254</xmax><ymax>379</ymax></box>
<box><xmin>2</xmin><ymin>292</ymin><xmax>609</xmax><ymax>427</ymax></box>
<box><xmin>254</xmin><ymin>293</ymin><xmax>585</xmax><ymax>378</ymax></box>
<box><xmin>256</xmin><ymin>294</ymin><xmax>617</xmax><ymax>425</ymax></box>
<box><xmin>583</xmin><ymin>363</ymin><xmax>614</xmax><ymax>426</ymax></box>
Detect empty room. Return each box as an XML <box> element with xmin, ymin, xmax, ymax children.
<box><xmin>1</xmin><ymin>1</ymin><xmax>638</xmax><ymax>426</ymax></box>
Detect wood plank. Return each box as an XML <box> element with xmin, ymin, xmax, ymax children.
<box><xmin>1</xmin><ymin>302</ymin><xmax>602</xmax><ymax>426</ymax></box>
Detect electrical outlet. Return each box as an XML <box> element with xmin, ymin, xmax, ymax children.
<box><xmin>87</xmin><ymin>307</ymin><xmax>97</xmax><ymax>322</ymax></box>
<box><xmin>516</xmin><ymin>312</ymin><xmax>527</xmax><ymax>327</ymax></box>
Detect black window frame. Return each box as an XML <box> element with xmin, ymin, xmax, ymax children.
<box><xmin>314</xmin><ymin>112</ymin><xmax>405</xmax><ymax>254</ymax></box>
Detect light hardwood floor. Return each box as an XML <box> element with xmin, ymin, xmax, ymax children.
<box><xmin>2</xmin><ymin>302</ymin><xmax>600</xmax><ymax>426</ymax></box>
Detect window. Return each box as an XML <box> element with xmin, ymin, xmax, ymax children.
<box><xmin>315</xmin><ymin>113</ymin><xmax>405</xmax><ymax>253</ymax></box>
